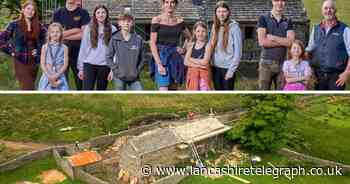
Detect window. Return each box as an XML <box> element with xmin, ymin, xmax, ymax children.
<box><xmin>244</xmin><ymin>26</ymin><xmax>255</xmax><ymax>39</ymax></box>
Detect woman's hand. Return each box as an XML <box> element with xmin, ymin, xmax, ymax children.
<box><xmin>32</xmin><ymin>49</ymin><xmax>37</xmax><ymax>57</ymax></box>
<box><xmin>107</xmin><ymin>71</ymin><xmax>113</xmax><ymax>81</ymax></box>
<box><xmin>78</xmin><ymin>70</ymin><xmax>84</xmax><ymax>80</ymax></box>
<box><xmin>157</xmin><ymin>64</ymin><xmax>166</xmax><ymax>75</ymax></box>
<box><xmin>176</xmin><ymin>47</ymin><xmax>186</xmax><ymax>55</ymax></box>
<box><xmin>225</xmin><ymin>72</ymin><xmax>233</xmax><ymax>81</ymax></box>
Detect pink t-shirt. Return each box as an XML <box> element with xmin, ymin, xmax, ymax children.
<box><xmin>283</xmin><ymin>60</ymin><xmax>312</xmax><ymax>79</ymax></box>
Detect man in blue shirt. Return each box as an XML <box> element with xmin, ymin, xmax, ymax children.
<box><xmin>257</xmin><ymin>0</ymin><xmax>295</xmax><ymax>90</ymax></box>
<box><xmin>306</xmin><ymin>0</ymin><xmax>350</xmax><ymax>90</ymax></box>
<box><xmin>53</xmin><ymin>0</ymin><xmax>90</xmax><ymax>90</ymax></box>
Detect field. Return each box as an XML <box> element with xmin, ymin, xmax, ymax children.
<box><xmin>1</xmin><ymin>95</ymin><xmax>350</xmax><ymax>184</ymax></box>
<box><xmin>0</xmin><ymin>156</ymin><xmax>85</xmax><ymax>184</ymax></box>
<box><xmin>180</xmin><ymin>95</ymin><xmax>350</xmax><ymax>184</ymax></box>
<box><xmin>0</xmin><ymin>94</ymin><xmax>240</xmax><ymax>143</ymax></box>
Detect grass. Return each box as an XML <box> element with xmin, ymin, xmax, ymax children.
<box><xmin>0</xmin><ymin>156</ymin><xmax>85</xmax><ymax>184</ymax></box>
<box><xmin>180</xmin><ymin>152</ymin><xmax>350</xmax><ymax>184</ymax></box>
<box><xmin>1</xmin><ymin>95</ymin><xmax>350</xmax><ymax>184</ymax></box>
<box><xmin>0</xmin><ymin>144</ymin><xmax>28</xmax><ymax>164</ymax></box>
<box><xmin>0</xmin><ymin>94</ymin><xmax>240</xmax><ymax>143</ymax></box>
<box><xmin>0</xmin><ymin>54</ymin><xmax>258</xmax><ymax>90</ymax></box>
<box><xmin>1</xmin><ymin>1</ymin><xmax>350</xmax><ymax>90</ymax></box>
<box><xmin>180</xmin><ymin>95</ymin><xmax>350</xmax><ymax>184</ymax></box>
<box><xmin>286</xmin><ymin>95</ymin><xmax>350</xmax><ymax>165</ymax></box>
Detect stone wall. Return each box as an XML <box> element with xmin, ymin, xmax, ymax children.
<box><xmin>75</xmin><ymin>168</ymin><xmax>110</xmax><ymax>184</ymax></box>
<box><xmin>278</xmin><ymin>148</ymin><xmax>350</xmax><ymax>173</ymax></box>
<box><xmin>53</xmin><ymin>149</ymin><xmax>75</xmax><ymax>179</ymax></box>
<box><xmin>153</xmin><ymin>175</ymin><xmax>188</xmax><ymax>184</ymax></box>
<box><xmin>0</xmin><ymin>146</ymin><xmax>65</xmax><ymax>172</ymax></box>
<box><xmin>143</xmin><ymin>146</ymin><xmax>182</xmax><ymax>167</ymax></box>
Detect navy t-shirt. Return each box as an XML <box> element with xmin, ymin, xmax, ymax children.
<box><xmin>53</xmin><ymin>7</ymin><xmax>90</xmax><ymax>48</ymax></box>
<box><xmin>257</xmin><ymin>12</ymin><xmax>293</xmax><ymax>62</ymax></box>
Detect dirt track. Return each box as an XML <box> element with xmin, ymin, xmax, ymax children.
<box><xmin>0</xmin><ymin>140</ymin><xmax>50</xmax><ymax>151</ymax></box>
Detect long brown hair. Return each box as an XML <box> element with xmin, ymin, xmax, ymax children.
<box><xmin>19</xmin><ymin>0</ymin><xmax>40</xmax><ymax>40</ymax></box>
<box><xmin>90</xmin><ymin>5</ymin><xmax>112</xmax><ymax>48</ymax></box>
<box><xmin>287</xmin><ymin>40</ymin><xmax>306</xmax><ymax>62</ymax></box>
<box><xmin>211</xmin><ymin>1</ymin><xmax>231</xmax><ymax>52</ymax></box>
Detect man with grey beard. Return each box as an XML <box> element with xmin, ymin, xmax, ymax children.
<box><xmin>306</xmin><ymin>0</ymin><xmax>350</xmax><ymax>90</ymax></box>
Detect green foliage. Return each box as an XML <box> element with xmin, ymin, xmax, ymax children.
<box><xmin>226</xmin><ymin>95</ymin><xmax>293</xmax><ymax>152</ymax></box>
<box><xmin>0</xmin><ymin>0</ymin><xmax>21</xmax><ymax>16</ymax></box>
<box><xmin>0</xmin><ymin>143</ymin><xmax>5</xmax><ymax>152</ymax></box>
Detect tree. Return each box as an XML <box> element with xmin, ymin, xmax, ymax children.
<box><xmin>0</xmin><ymin>0</ymin><xmax>21</xmax><ymax>16</ymax></box>
<box><xmin>226</xmin><ymin>95</ymin><xmax>294</xmax><ymax>152</ymax></box>
<box><xmin>0</xmin><ymin>0</ymin><xmax>65</xmax><ymax>18</ymax></box>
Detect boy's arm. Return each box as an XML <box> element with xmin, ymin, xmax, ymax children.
<box><xmin>267</xmin><ymin>30</ymin><xmax>295</xmax><ymax>47</ymax></box>
<box><xmin>137</xmin><ymin>39</ymin><xmax>145</xmax><ymax>74</ymax></box>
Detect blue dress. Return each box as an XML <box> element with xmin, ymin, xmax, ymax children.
<box><xmin>38</xmin><ymin>43</ymin><xmax>69</xmax><ymax>90</ymax></box>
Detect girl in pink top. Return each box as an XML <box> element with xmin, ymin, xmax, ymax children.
<box><xmin>283</xmin><ymin>40</ymin><xmax>312</xmax><ymax>90</ymax></box>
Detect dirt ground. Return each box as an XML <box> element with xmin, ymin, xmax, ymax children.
<box><xmin>0</xmin><ymin>140</ymin><xmax>49</xmax><ymax>151</ymax></box>
<box><xmin>38</xmin><ymin>169</ymin><xmax>67</xmax><ymax>184</ymax></box>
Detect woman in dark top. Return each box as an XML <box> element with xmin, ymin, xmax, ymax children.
<box><xmin>150</xmin><ymin>0</ymin><xmax>192</xmax><ymax>90</ymax></box>
<box><xmin>0</xmin><ymin>0</ymin><xmax>46</xmax><ymax>90</ymax></box>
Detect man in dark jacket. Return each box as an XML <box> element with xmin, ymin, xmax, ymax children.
<box><xmin>306</xmin><ymin>0</ymin><xmax>350</xmax><ymax>90</ymax></box>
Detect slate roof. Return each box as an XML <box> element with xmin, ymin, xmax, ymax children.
<box><xmin>126</xmin><ymin>117</ymin><xmax>231</xmax><ymax>155</ymax></box>
<box><xmin>83</xmin><ymin>0</ymin><xmax>308</xmax><ymax>23</ymax></box>
<box><xmin>173</xmin><ymin>117</ymin><xmax>227</xmax><ymax>141</ymax></box>
<box><xmin>204</xmin><ymin>0</ymin><xmax>308</xmax><ymax>23</ymax></box>
<box><xmin>83</xmin><ymin>0</ymin><xmax>200</xmax><ymax>22</ymax></box>
<box><xmin>129</xmin><ymin>127</ymin><xmax>181</xmax><ymax>155</ymax></box>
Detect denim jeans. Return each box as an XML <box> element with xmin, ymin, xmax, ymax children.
<box><xmin>113</xmin><ymin>78</ymin><xmax>143</xmax><ymax>90</ymax></box>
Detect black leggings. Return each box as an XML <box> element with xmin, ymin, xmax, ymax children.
<box><xmin>315</xmin><ymin>70</ymin><xmax>345</xmax><ymax>90</ymax></box>
<box><xmin>212</xmin><ymin>66</ymin><xmax>236</xmax><ymax>90</ymax></box>
<box><xmin>83</xmin><ymin>63</ymin><xmax>110</xmax><ymax>90</ymax></box>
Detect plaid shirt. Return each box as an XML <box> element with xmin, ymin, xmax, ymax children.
<box><xmin>0</xmin><ymin>20</ymin><xmax>46</xmax><ymax>64</ymax></box>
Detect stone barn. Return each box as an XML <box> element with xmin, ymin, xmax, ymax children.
<box><xmin>118</xmin><ymin>117</ymin><xmax>231</xmax><ymax>182</ymax></box>
<box><xmin>81</xmin><ymin>0</ymin><xmax>310</xmax><ymax>63</ymax></box>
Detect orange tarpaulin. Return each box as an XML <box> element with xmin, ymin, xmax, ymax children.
<box><xmin>68</xmin><ymin>151</ymin><xmax>102</xmax><ymax>167</ymax></box>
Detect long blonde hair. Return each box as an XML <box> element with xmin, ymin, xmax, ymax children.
<box><xmin>46</xmin><ymin>22</ymin><xmax>64</xmax><ymax>43</ymax></box>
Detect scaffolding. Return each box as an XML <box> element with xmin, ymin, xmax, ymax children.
<box><xmin>41</xmin><ymin>0</ymin><xmax>60</xmax><ymax>24</ymax></box>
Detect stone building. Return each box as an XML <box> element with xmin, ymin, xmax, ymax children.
<box><xmin>82</xmin><ymin>0</ymin><xmax>310</xmax><ymax>62</ymax></box>
<box><xmin>118</xmin><ymin>117</ymin><xmax>231</xmax><ymax>182</ymax></box>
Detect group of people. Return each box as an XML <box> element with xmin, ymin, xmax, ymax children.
<box><xmin>0</xmin><ymin>0</ymin><xmax>349</xmax><ymax>91</ymax></box>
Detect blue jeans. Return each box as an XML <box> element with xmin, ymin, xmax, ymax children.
<box><xmin>113</xmin><ymin>78</ymin><xmax>143</xmax><ymax>90</ymax></box>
